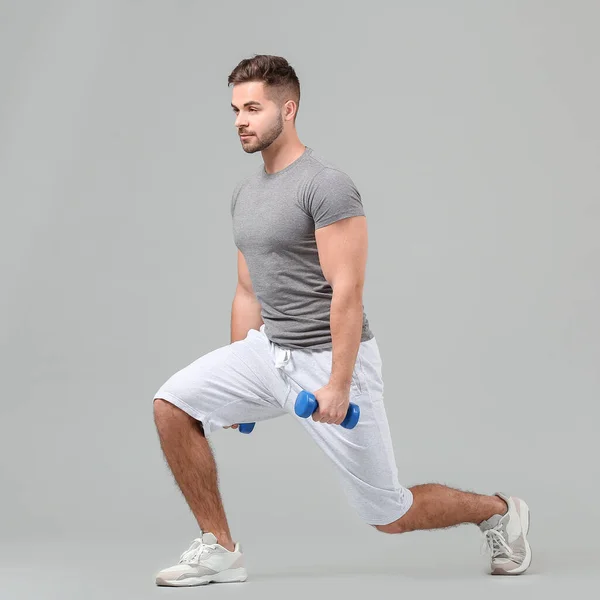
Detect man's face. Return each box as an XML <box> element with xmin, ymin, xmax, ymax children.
<box><xmin>231</xmin><ymin>82</ymin><xmax>284</xmax><ymax>154</ymax></box>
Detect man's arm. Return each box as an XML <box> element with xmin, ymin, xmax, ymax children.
<box><xmin>315</xmin><ymin>215</ymin><xmax>368</xmax><ymax>391</ymax></box>
<box><xmin>230</xmin><ymin>250</ymin><xmax>263</xmax><ymax>343</ymax></box>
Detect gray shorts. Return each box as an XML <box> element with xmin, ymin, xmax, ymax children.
<box><xmin>153</xmin><ymin>325</ymin><xmax>413</xmax><ymax>525</ymax></box>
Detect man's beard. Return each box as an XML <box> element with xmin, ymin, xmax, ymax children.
<box><xmin>242</xmin><ymin>114</ymin><xmax>284</xmax><ymax>153</ymax></box>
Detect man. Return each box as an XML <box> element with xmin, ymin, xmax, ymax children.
<box><xmin>152</xmin><ymin>54</ymin><xmax>532</xmax><ymax>587</ymax></box>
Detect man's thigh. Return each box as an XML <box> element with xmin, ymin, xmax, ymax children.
<box><xmin>280</xmin><ymin>337</ymin><xmax>414</xmax><ymax>525</ymax></box>
<box><xmin>153</xmin><ymin>328</ymin><xmax>288</xmax><ymax>435</ymax></box>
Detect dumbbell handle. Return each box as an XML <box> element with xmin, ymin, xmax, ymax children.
<box><xmin>238</xmin><ymin>390</ymin><xmax>360</xmax><ymax>433</ymax></box>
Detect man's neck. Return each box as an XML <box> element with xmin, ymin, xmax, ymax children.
<box><xmin>262</xmin><ymin>141</ymin><xmax>306</xmax><ymax>175</ymax></box>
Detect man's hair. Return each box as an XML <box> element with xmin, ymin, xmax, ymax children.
<box><xmin>228</xmin><ymin>54</ymin><xmax>301</xmax><ymax>122</ymax></box>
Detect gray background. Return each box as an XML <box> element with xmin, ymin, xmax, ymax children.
<box><xmin>1</xmin><ymin>1</ymin><xmax>598</xmax><ymax>598</ymax></box>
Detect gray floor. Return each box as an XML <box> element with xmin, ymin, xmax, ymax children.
<box><xmin>2</xmin><ymin>534</ymin><xmax>598</xmax><ymax>599</ymax></box>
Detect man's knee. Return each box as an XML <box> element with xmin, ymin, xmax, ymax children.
<box><xmin>372</xmin><ymin>515</ymin><xmax>409</xmax><ymax>534</ymax></box>
<box><xmin>153</xmin><ymin>398</ymin><xmax>203</xmax><ymax>432</ymax></box>
<box><xmin>373</xmin><ymin>521</ymin><xmax>398</xmax><ymax>534</ymax></box>
<box><xmin>153</xmin><ymin>397</ymin><xmax>178</xmax><ymax>420</ymax></box>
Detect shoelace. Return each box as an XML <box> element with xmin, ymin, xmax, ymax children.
<box><xmin>178</xmin><ymin>538</ymin><xmax>216</xmax><ymax>564</ymax></box>
<box><xmin>481</xmin><ymin>526</ymin><xmax>513</xmax><ymax>560</ymax></box>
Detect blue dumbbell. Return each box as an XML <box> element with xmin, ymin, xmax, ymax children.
<box><xmin>295</xmin><ymin>390</ymin><xmax>360</xmax><ymax>429</ymax></box>
<box><xmin>238</xmin><ymin>390</ymin><xmax>360</xmax><ymax>433</ymax></box>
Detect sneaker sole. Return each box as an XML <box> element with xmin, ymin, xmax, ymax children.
<box><xmin>156</xmin><ymin>567</ymin><xmax>248</xmax><ymax>587</ymax></box>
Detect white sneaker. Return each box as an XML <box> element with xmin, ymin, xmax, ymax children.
<box><xmin>155</xmin><ymin>532</ymin><xmax>247</xmax><ymax>587</ymax></box>
<box><xmin>479</xmin><ymin>493</ymin><xmax>532</xmax><ymax>575</ymax></box>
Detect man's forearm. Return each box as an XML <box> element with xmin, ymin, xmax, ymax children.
<box><xmin>231</xmin><ymin>289</ymin><xmax>263</xmax><ymax>343</ymax></box>
<box><xmin>328</xmin><ymin>286</ymin><xmax>364</xmax><ymax>389</ymax></box>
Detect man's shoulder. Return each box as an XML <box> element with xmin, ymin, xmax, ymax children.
<box><xmin>232</xmin><ymin>169</ymin><xmax>258</xmax><ymax>194</ymax></box>
<box><xmin>304</xmin><ymin>148</ymin><xmax>347</xmax><ymax>174</ymax></box>
<box><xmin>302</xmin><ymin>151</ymin><xmax>357</xmax><ymax>190</ymax></box>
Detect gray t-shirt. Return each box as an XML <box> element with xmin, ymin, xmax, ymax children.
<box><xmin>231</xmin><ymin>146</ymin><xmax>373</xmax><ymax>349</ymax></box>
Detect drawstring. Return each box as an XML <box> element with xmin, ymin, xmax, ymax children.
<box><xmin>274</xmin><ymin>347</ymin><xmax>291</xmax><ymax>369</ymax></box>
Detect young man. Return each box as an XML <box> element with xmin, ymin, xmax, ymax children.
<box><xmin>152</xmin><ymin>54</ymin><xmax>532</xmax><ymax>587</ymax></box>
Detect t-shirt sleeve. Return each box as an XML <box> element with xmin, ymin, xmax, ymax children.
<box><xmin>303</xmin><ymin>168</ymin><xmax>365</xmax><ymax>229</ymax></box>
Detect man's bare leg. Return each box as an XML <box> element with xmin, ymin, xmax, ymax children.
<box><xmin>374</xmin><ymin>484</ymin><xmax>508</xmax><ymax>533</ymax></box>
<box><xmin>153</xmin><ymin>398</ymin><xmax>236</xmax><ymax>552</ymax></box>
